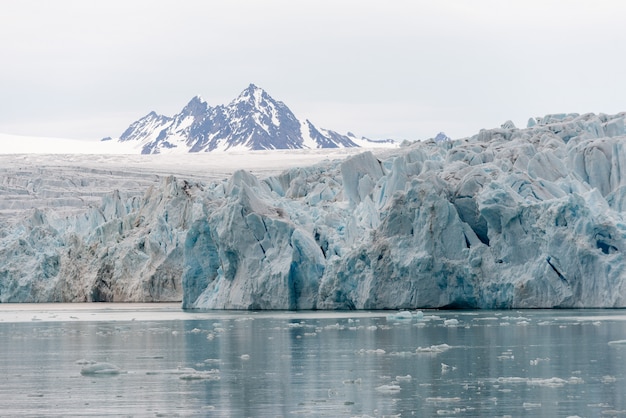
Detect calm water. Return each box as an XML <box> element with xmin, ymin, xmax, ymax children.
<box><xmin>1</xmin><ymin>304</ymin><xmax>626</xmax><ymax>417</ymax></box>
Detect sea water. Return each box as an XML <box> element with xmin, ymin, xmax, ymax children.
<box><xmin>1</xmin><ymin>304</ymin><xmax>626</xmax><ymax>417</ymax></box>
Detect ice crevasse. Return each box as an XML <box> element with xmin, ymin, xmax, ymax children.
<box><xmin>3</xmin><ymin>112</ymin><xmax>626</xmax><ymax>309</ymax></box>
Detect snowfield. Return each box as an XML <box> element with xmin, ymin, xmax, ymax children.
<box><xmin>2</xmin><ymin>112</ymin><xmax>626</xmax><ymax>309</ymax></box>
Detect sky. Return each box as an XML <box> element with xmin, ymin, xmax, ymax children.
<box><xmin>1</xmin><ymin>0</ymin><xmax>626</xmax><ymax>143</ymax></box>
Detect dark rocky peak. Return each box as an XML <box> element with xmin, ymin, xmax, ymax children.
<box><xmin>180</xmin><ymin>95</ymin><xmax>208</xmax><ymax>118</ymax></box>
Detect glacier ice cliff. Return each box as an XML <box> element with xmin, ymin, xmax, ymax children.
<box><xmin>3</xmin><ymin>112</ymin><xmax>626</xmax><ymax>308</ymax></box>
<box><xmin>0</xmin><ymin>175</ymin><xmax>197</xmax><ymax>302</ymax></box>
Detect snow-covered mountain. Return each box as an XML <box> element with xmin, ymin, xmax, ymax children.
<box><xmin>109</xmin><ymin>84</ymin><xmax>395</xmax><ymax>154</ymax></box>
<box><xmin>434</xmin><ymin>132</ymin><xmax>451</xmax><ymax>142</ymax></box>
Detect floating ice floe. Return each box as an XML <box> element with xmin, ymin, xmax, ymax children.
<box><xmin>425</xmin><ymin>396</ymin><xmax>461</xmax><ymax>403</ymax></box>
<box><xmin>527</xmin><ymin>377</ymin><xmax>570</xmax><ymax>387</ymax></box>
<box><xmin>529</xmin><ymin>357</ymin><xmax>550</xmax><ymax>365</ymax></box>
<box><xmin>443</xmin><ymin>319</ymin><xmax>459</xmax><ymax>327</ymax></box>
<box><xmin>495</xmin><ymin>377</ymin><xmax>528</xmax><ymax>384</ymax></box>
<box><xmin>436</xmin><ymin>408</ymin><xmax>467</xmax><ymax>415</ymax></box>
<box><xmin>496</xmin><ymin>376</ymin><xmax>584</xmax><ymax>387</ymax></box>
<box><xmin>602</xmin><ymin>375</ymin><xmax>617</xmax><ymax>383</ymax></box>
<box><xmin>179</xmin><ymin>369</ymin><xmax>220</xmax><ymax>381</ymax></box>
<box><xmin>375</xmin><ymin>384</ymin><xmax>401</xmax><ymax>393</ymax></box>
<box><xmin>497</xmin><ymin>350</ymin><xmax>515</xmax><ymax>360</ymax></box>
<box><xmin>356</xmin><ymin>348</ymin><xmax>386</xmax><ymax>355</ymax></box>
<box><xmin>80</xmin><ymin>362</ymin><xmax>124</xmax><ymax>376</ymax></box>
<box><xmin>416</xmin><ymin>344</ymin><xmax>451</xmax><ymax>354</ymax></box>
<box><xmin>385</xmin><ymin>311</ymin><xmax>413</xmax><ymax>321</ymax></box>
<box><xmin>441</xmin><ymin>363</ymin><xmax>456</xmax><ymax>373</ymax></box>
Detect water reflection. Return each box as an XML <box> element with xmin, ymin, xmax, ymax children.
<box><xmin>0</xmin><ymin>307</ymin><xmax>626</xmax><ymax>416</ymax></box>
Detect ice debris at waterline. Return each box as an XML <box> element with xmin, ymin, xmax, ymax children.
<box><xmin>3</xmin><ymin>112</ymin><xmax>626</xmax><ymax>308</ymax></box>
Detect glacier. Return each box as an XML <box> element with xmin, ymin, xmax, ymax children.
<box><xmin>2</xmin><ymin>112</ymin><xmax>626</xmax><ymax>309</ymax></box>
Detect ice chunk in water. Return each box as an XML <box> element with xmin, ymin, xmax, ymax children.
<box><xmin>375</xmin><ymin>384</ymin><xmax>401</xmax><ymax>393</ymax></box>
<box><xmin>444</xmin><ymin>319</ymin><xmax>459</xmax><ymax>327</ymax></box>
<box><xmin>416</xmin><ymin>344</ymin><xmax>451</xmax><ymax>354</ymax></box>
<box><xmin>386</xmin><ymin>311</ymin><xmax>414</xmax><ymax>321</ymax></box>
<box><xmin>80</xmin><ymin>362</ymin><xmax>124</xmax><ymax>376</ymax></box>
<box><xmin>179</xmin><ymin>370</ymin><xmax>220</xmax><ymax>381</ymax></box>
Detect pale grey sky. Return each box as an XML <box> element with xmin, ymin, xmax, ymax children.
<box><xmin>1</xmin><ymin>0</ymin><xmax>625</xmax><ymax>142</ymax></box>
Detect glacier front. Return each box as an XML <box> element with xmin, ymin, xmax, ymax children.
<box><xmin>3</xmin><ymin>113</ymin><xmax>626</xmax><ymax>309</ymax></box>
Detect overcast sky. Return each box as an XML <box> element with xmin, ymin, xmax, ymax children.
<box><xmin>1</xmin><ymin>0</ymin><xmax>626</xmax><ymax>142</ymax></box>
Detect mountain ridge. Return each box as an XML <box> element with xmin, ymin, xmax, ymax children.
<box><xmin>109</xmin><ymin>84</ymin><xmax>395</xmax><ymax>154</ymax></box>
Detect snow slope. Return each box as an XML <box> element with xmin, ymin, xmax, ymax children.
<box><xmin>2</xmin><ymin>112</ymin><xmax>626</xmax><ymax>309</ymax></box>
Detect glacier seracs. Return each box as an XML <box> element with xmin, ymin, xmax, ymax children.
<box><xmin>3</xmin><ymin>112</ymin><xmax>626</xmax><ymax>308</ymax></box>
<box><xmin>184</xmin><ymin>112</ymin><xmax>626</xmax><ymax>309</ymax></box>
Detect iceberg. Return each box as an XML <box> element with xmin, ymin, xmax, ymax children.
<box><xmin>3</xmin><ymin>113</ymin><xmax>626</xmax><ymax>309</ymax></box>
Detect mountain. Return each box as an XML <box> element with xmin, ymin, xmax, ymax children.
<box><xmin>111</xmin><ymin>84</ymin><xmax>394</xmax><ymax>154</ymax></box>
<box><xmin>434</xmin><ymin>132</ymin><xmax>451</xmax><ymax>142</ymax></box>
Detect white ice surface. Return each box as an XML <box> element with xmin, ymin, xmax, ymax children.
<box><xmin>0</xmin><ymin>133</ymin><xmax>135</xmax><ymax>154</ymax></box>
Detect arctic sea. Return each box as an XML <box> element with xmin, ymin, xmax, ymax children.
<box><xmin>1</xmin><ymin>304</ymin><xmax>626</xmax><ymax>417</ymax></box>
